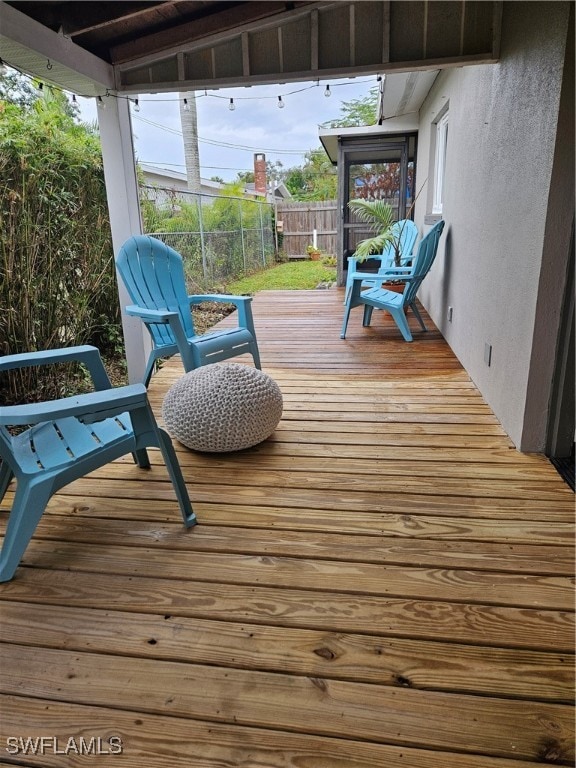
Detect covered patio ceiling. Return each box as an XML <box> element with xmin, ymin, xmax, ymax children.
<box><xmin>2</xmin><ymin>1</ymin><xmax>502</xmax><ymax>95</ymax></box>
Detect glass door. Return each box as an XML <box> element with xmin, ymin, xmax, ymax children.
<box><xmin>339</xmin><ymin>134</ymin><xmax>416</xmax><ymax>273</ymax></box>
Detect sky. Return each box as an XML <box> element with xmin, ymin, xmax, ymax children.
<box><xmin>77</xmin><ymin>77</ymin><xmax>377</xmax><ymax>183</ymax></box>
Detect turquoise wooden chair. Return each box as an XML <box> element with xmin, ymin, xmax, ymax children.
<box><xmin>344</xmin><ymin>219</ymin><xmax>419</xmax><ymax>304</ymax></box>
<box><xmin>117</xmin><ymin>235</ymin><xmax>261</xmax><ymax>385</ymax></box>
<box><xmin>0</xmin><ymin>345</ymin><xmax>196</xmax><ymax>582</ymax></box>
<box><xmin>341</xmin><ymin>220</ymin><xmax>445</xmax><ymax>341</ymax></box>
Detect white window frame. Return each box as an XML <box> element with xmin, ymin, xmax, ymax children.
<box><xmin>432</xmin><ymin>111</ymin><xmax>449</xmax><ymax>214</ymax></box>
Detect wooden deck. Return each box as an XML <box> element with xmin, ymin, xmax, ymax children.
<box><xmin>1</xmin><ymin>289</ymin><xmax>574</xmax><ymax>767</ymax></box>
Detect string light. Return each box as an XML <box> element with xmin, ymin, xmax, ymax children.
<box><xmin>71</xmin><ymin>94</ymin><xmax>77</xmax><ymax>103</ymax></box>
<box><xmin>182</xmin><ymin>97</ymin><xmax>190</xmax><ymax>112</ymax></box>
<box><xmin>0</xmin><ymin>58</ymin><xmax>379</xmax><ymax>111</ymax></box>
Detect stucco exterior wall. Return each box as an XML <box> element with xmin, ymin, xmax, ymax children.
<box><xmin>414</xmin><ymin>1</ymin><xmax>571</xmax><ymax>450</ymax></box>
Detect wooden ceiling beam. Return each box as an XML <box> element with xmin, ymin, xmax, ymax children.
<box><xmin>110</xmin><ymin>1</ymin><xmax>312</xmax><ymax>64</ymax></box>
<box><xmin>67</xmin><ymin>2</ymin><xmax>177</xmax><ymax>38</ymax></box>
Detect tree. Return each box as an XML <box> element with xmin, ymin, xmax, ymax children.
<box><xmin>180</xmin><ymin>91</ymin><xmax>201</xmax><ymax>193</ymax></box>
<box><xmin>284</xmin><ymin>148</ymin><xmax>337</xmax><ymax>201</ymax></box>
<box><xmin>265</xmin><ymin>159</ymin><xmax>285</xmax><ymax>188</ymax></box>
<box><xmin>320</xmin><ymin>86</ymin><xmax>379</xmax><ymax>129</ymax></box>
<box><xmin>279</xmin><ymin>86</ymin><xmax>380</xmax><ymax>201</ymax></box>
<box><xmin>0</xmin><ymin>65</ymin><xmax>79</xmax><ymax>119</ymax></box>
<box><xmin>236</xmin><ymin>171</ymin><xmax>254</xmax><ymax>184</ymax></box>
<box><xmin>0</xmin><ymin>66</ymin><xmax>38</xmax><ymax>109</ymax></box>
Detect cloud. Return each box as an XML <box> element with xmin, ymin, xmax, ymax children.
<box><xmin>78</xmin><ymin>77</ymin><xmax>377</xmax><ymax>181</ymax></box>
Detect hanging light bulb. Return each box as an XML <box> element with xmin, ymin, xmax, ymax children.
<box><xmin>71</xmin><ymin>94</ymin><xmax>77</xmax><ymax>104</ymax></box>
<box><xmin>38</xmin><ymin>82</ymin><xmax>44</xmax><ymax>91</ymax></box>
<box><xmin>229</xmin><ymin>98</ymin><xmax>235</xmax><ymax>111</ymax></box>
<box><xmin>97</xmin><ymin>95</ymin><xmax>106</xmax><ymax>109</ymax></box>
<box><xmin>277</xmin><ymin>95</ymin><xmax>285</xmax><ymax>109</ymax></box>
<box><xmin>183</xmin><ymin>97</ymin><xmax>191</xmax><ymax>112</ymax></box>
<box><xmin>324</xmin><ymin>84</ymin><xmax>331</xmax><ymax>97</ymax></box>
<box><xmin>133</xmin><ymin>98</ymin><xmax>140</xmax><ymax>112</ymax></box>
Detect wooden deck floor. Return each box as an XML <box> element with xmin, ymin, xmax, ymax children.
<box><xmin>1</xmin><ymin>289</ymin><xmax>574</xmax><ymax>767</ymax></box>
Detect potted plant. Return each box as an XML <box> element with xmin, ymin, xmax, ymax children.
<box><xmin>306</xmin><ymin>244</ymin><xmax>322</xmax><ymax>261</ymax></box>
<box><xmin>347</xmin><ymin>200</ymin><xmax>396</xmax><ymax>263</ymax></box>
<box><xmin>346</xmin><ymin>200</ymin><xmax>413</xmax><ymax>296</ymax></box>
<box><xmin>348</xmin><ymin>178</ymin><xmax>426</xmax><ymax>266</ymax></box>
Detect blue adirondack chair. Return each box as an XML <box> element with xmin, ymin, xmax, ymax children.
<box><xmin>341</xmin><ymin>219</ymin><xmax>445</xmax><ymax>341</ymax></box>
<box><xmin>0</xmin><ymin>345</ymin><xmax>196</xmax><ymax>582</ymax></box>
<box><xmin>117</xmin><ymin>235</ymin><xmax>261</xmax><ymax>385</ymax></box>
<box><xmin>344</xmin><ymin>219</ymin><xmax>419</xmax><ymax>304</ymax></box>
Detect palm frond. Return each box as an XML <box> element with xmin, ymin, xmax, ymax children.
<box><xmin>348</xmin><ymin>199</ymin><xmax>395</xmax><ymax>262</ymax></box>
<box><xmin>348</xmin><ymin>199</ymin><xmax>394</xmax><ymax>229</ymax></box>
<box><xmin>352</xmin><ymin>231</ymin><xmax>396</xmax><ymax>262</ymax></box>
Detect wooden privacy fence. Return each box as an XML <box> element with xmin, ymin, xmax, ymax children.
<box><xmin>276</xmin><ymin>200</ymin><xmax>337</xmax><ymax>258</ymax></box>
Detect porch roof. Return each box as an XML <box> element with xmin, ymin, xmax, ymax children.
<box><xmin>2</xmin><ymin>1</ymin><xmax>501</xmax><ymax>95</ymax></box>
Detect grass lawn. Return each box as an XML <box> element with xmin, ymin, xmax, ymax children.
<box><xmin>227</xmin><ymin>260</ymin><xmax>337</xmax><ymax>293</ymax></box>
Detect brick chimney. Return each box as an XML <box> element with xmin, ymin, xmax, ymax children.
<box><xmin>254</xmin><ymin>153</ymin><xmax>267</xmax><ymax>197</ymax></box>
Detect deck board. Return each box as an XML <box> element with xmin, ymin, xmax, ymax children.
<box><xmin>0</xmin><ymin>288</ymin><xmax>573</xmax><ymax>766</ymax></box>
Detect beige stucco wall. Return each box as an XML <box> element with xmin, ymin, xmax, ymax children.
<box><xmin>414</xmin><ymin>1</ymin><xmax>571</xmax><ymax>451</ymax></box>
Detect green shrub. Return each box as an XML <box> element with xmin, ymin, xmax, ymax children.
<box><xmin>141</xmin><ymin>182</ymin><xmax>276</xmax><ymax>292</ymax></box>
<box><xmin>0</xmin><ymin>96</ymin><xmax>123</xmax><ymax>403</ymax></box>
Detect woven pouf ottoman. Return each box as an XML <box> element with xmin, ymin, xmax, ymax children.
<box><xmin>162</xmin><ymin>363</ymin><xmax>283</xmax><ymax>453</ymax></box>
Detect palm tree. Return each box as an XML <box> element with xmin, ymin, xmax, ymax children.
<box><xmin>347</xmin><ymin>199</ymin><xmax>395</xmax><ymax>262</ymax></box>
<box><xmin>179</xmin><ymin>91</ymin><xmax>201</xmax><ymax>193</ymax></box>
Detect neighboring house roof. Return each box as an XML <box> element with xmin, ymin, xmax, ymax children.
<box><xmin>138</xmin><ymin>163</ymin><xmax>256</xmax><ymax>197</ymax></box>
<box><xmin>139</xmin><ymin>163</ymin><xmax>188</xmax><ymax>185</ymax></box>
<box><xmin>244</xmin><ymin>182</ymin><xmax>292</xmax><ymax>201</ymax></box>
<box><xmin>139</xmin><ymin>164</ymin><xmax>290</xmax><ymax>202</ymax></box>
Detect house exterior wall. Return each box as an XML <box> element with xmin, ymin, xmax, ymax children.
<box><xmin>414</xmin><ymin>1</ymin><xmax>572</xmax><ymax>451</ymax></box>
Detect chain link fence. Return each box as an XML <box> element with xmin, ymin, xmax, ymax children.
<box><xmin>140</xmin><ymin>185</ymin><xmax>276</xmax><ymax>291</ymax></box>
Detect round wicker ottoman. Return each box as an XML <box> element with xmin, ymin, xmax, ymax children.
<box><xmin>162</xmin><ymin>363</ymin><xmax>283</xmax><ymax>453</ymax></box>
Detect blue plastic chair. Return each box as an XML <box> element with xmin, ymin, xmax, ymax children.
<box><xmin>0</xmin><ymin>345</ymin><xmax>196</xmax><ymax>582</ymax></box>
<box><xmin>117</xmin><ymin>235</ymin><xmax>261</xmax><ymax>385</ymax></box>
<box><xmin>341</xmin><ymin>220</ymin><xmax>445</xmax><ymax>341</ymax></box>
<box><xmin>344</xmin><ymin>219</ymin><xmax>419</xmax><ymax>304</ymax></box>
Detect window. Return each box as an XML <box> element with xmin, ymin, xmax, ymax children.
<box><xmin>432</xmin><ymin>111</ymin><xmax>449</xmax><ymax>214</ymax></box>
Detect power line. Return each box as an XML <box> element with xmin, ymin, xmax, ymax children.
<box><xmin>133</xmin><ymin>114</ymin><xmax>312</xmax><ymax>155</ymax></box>
<box><xmin>140</xmin><ymin>160</ymin><xmax>336</xmax><ymax>177</ymax></box>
